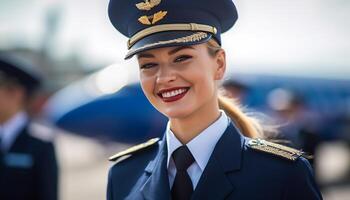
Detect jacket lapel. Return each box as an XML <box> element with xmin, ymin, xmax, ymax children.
<box><xmin>192</xmin><ymin>122</ymin><xmax>245</xmax><ymax>200</ymax></box>
<box><xmin>141</xmin><ymin>137</ymin><xmax>171</xmax><ymax>200</ymax></box>
<box><xmin>7</xmin><ymin>126</ymin><xmax>28</xmax><ymax>153</ymax></box>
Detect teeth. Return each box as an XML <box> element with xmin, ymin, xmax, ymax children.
<box><xmin>161</xmin><ymin>88</ymin><xmax>187</xmax><ymax>98</ymax></box>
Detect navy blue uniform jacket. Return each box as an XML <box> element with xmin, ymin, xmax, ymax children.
<box><xmin>0</xmin><ymin>126</ymin><xmax>58</xmax><ymax>200</ymax></box>
<box><xmin>107</xmin><ymin>122</ymin><xmax>322</xmax><ymax>200</ymax></box>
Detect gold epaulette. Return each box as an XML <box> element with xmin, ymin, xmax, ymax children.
<box><xmin>248</xmin><ymin>139</ymin><xmax>308</xmax><ymax>161</ymax></box>
<box><xmin>109</xmin><ymin>138</ymin><xmax>160</xmax><ymax>162</ymax></box>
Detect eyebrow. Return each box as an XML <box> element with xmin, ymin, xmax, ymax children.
<box><xmin>137</xmin><ymin>46</ymin><xmax>195</xmax><ymax>59</ymax></box>
<box><xmin>168</xmin><ymin>46</ymin><xmax>195</xmax><ymax>55</ymax></box>
<box><xmin>137</xmin><ymin>53</ymin><xmax>154</xmax><ymax>59</ymax></box>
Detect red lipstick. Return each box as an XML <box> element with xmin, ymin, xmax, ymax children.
<box><xmin>157</xmin><ymin>87</ymin><xmax>189</xmax><ymax>103</ymax></box>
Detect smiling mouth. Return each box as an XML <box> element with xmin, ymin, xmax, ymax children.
<box><xmin>157</xmin><ymin>87</ymin><xmax>190</xmax><ymax>102</ymax></box>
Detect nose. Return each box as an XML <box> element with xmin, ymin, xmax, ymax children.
<box><xmin>156</xmin><ymin>65</ymin><xmax>176</xmax><ymax>84</ymax></box>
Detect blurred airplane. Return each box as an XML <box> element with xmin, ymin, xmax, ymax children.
<box><xmin>43</xmin><ymin>66</ymin><xmax>350</xmax><ymax>144</ymax></box>
<box><xmin>43</xmin><ymin>64</ymin><xmax>167</xmax><ymax>143</ymax></box>
<box><xmin>228</xmin><ymin>74</ymin><xmax>350</xmax><ymax>142</ymax></box>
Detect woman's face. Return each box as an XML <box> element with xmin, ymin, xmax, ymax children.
<box><xmin>0</xmin><ymin>84</ymin><xmax>24</xmax><ymax>123</ymax></box>
<box><xmin>137</xmin><ymin>43</ymin><xmax>226</xmax><ymax>120</ymax></box>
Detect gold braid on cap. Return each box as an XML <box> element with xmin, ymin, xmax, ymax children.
<box><xmin>128</xmin><ymin>23</ymin><xmax>217</xmax><ymax>49</ymax></box>
<box><xmin>126</xmin><ymin>32</ymin><xmax>208</xmax><ymax>58</ymax></box>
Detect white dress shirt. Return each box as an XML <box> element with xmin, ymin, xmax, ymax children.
<box><xmin>0</xmin><ymin>112</ymin><xmax>28</xmax><ymax>152</ymax></box>
<box><xmin>166</xmin><ymin>110</ymin><xmax>229</xmax><ymax>189</ymax></box>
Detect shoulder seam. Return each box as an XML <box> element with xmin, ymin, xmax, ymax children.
<box><xmin>109</xmin><ymin>138</ymin><xmax>160</xmax><ymax>162</ymax></box>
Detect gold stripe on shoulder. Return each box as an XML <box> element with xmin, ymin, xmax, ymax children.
<box><xmin>248</xmin><ymin>139</ymin><xmax>303</xmax><ymax>161</ymax></box>
<box><xmin>109</xmin><ymin>138</ymin><xmax>160</xmax><ymax>161</ymax></box>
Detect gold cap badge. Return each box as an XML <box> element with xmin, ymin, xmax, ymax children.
<box><xmin>136</xmin><ymin>0</ymin><xmax>161</xmax><ymax>11</ymax></box>
<box><xmin>138</xmin><ymin>11</ymin><xmax>167</xmax><ymax>25</ymax></box>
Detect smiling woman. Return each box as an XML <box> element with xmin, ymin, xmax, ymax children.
<box><xmin>105</xmin><ymin>0</ymin><xmax>323</xmax><ymax>200</ymax></box>
<box><xmin>137</xmin><ymin>43</ymin><xmax>225</xmax><ymax>143</ymax></box>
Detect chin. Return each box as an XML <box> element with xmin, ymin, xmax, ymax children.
<box><xmin>159</xmin><ymin>105</ymin><xmax>196</xmax><ymax>119</ymax></box>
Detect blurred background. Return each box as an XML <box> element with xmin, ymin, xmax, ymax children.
<box><xmin>1</xmin><ymin>0</ymin><xmax>349</xmax><ymax>199</ymax></box>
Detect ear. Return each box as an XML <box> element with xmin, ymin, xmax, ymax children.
<box><xmin>214</xmin><ymin>49</ymin><xmax>226</xmax><ymax>80</ymax></box>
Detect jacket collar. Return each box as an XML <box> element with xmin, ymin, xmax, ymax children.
<box><xmin>141</xmin><ymin>135</ymin><xmax>171</xmax><ymax>200</ymax></box>
<box><xmin>0</xmin><ymin>112</ymin><xmax>28</xmax><ymax>152</ymax></box>
<box><xmin>192</xmin><ymin>122</ymin><xmax>245</xmax><ymax>199</ymax></box>
<box><xmin>139</xmin><ymin>121</ymin><xmax>245</xmax><ymax>200</ymax></box>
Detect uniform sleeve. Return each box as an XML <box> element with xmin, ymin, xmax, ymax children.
<box><xmin>36</xmin><ymin>142</ymin><xmax>59</xmax><ymax>200</ymax></box>
<box><xmin>282</xmin><ymin>157</ymin><xmax>323</xmax><ymax>200</ymax></box>
<box><xmin>107</xmin><ymin>168</ymin><xmax>114</xmax><ymax>200</ymax></box>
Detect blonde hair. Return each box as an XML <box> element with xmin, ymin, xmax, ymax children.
<box><xmin>218</xmin><ymin>96</ymin><xmax>263</xmax><ymax>138</ymax></box>
<box><xmin>207</xmin><ymin>39</ymin><xmax>272</xmax><ymax>139</ymax></box>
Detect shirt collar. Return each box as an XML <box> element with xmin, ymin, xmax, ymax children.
<box><xmin>166</xmin><ymin>110</ymin><xmax>229</xmax><ymax>171</ymax></box>
<box><xmin>0</xmin><ymin>111</ymin><xmax>28</xmax><ymax>151</ymax></box>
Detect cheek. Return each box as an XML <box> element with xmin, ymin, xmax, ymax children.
<box><xmin>0</xmin><ymin>91</ymin><xmax>13</xmax><ymax>108</ymax></box>
<box><xmin>0</xmin><ymin>89</ymin><xmax>9</xmax><ymax>100</ymax></box>
<box><xmin>192</xmin><ymin>61</ymin><xmax>216</xmax><ymax>87</ymax></box>
<box><xmin>139</xmin><ymin>74</ymin><xmax>156</xmax><ymax>99</ymax></box>
<box><xmin>192</xmin><ymin>67</ymin><xmax>218</xmax><ymax>100</ymax></box>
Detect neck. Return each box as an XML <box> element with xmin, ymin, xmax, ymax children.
<box><xmin>169</xmin><ymin>99</ymin><xmax>220</xmax><ymax>144</ymax></box>
<box><xmin>0</xmin><ymin>108</ymin><xmax>22</xmax><ymax>125</ymax></box>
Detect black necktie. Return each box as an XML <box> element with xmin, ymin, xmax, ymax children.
<box><xmin>171</xmin><ymin>145</ymin><xmax>195</xmax><ymax>200</ymax></box>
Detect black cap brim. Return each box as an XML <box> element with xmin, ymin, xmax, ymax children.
<box><xmin>125</xmin><ymin>31</ymin><xmax>212</xmax><ymax>59</ymax></box>
<box><xmin>0</xmin><ymin>57</ymin><xmax>41</xmax><ymax>92</ymax></box>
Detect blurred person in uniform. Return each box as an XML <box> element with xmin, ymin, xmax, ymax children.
<box><xmin>221</xmin><ymin>79</ymin><xmax>249</xmax><ymax>105</ymax></box>
<box><xmin>267</xmin><ymin>88</ymin><xmax>322</xmax><ymax>167</ymax></box>
<box><xmin>0</xmin><ymin>57</ymin><xmax>58</xmax><ymax>200</ymax></box>
<box><xmin>106</xmin><ymin>0</ymin><xmax>322</xmax><ymax>199</ymax></box>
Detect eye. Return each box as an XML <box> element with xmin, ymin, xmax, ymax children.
<box><xmin>140</xmin><ymin>63</ymin><xmax>157</xmax><ymax>69</ymax></box>
<box><xmin>174</xmin><ymin>55</ymin><xmax>192</xmax><ymax>63</ymax></box>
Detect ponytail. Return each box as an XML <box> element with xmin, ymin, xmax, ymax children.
<box><xmin>207</xmin><ymin>39</ymin><xmax>274</xmax><ymax>139</ymax></box>
<box><xmin>218</xmin><ymin>96</ymin><xmax>263</xmax><ymax>138</ymax></box>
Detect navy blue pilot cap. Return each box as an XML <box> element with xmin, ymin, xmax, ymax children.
<box><xmin>108</xmin><ymin>0</ymin><xmax>238</xmax><ymax>59</ymax></box>
<box><xmin>0</xmin><ymin>57</ymin><xmax>41</xmax><ymax>93</ymax></box>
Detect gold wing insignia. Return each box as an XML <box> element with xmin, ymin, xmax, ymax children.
<box><xmin>109</xmin><ymin>138</ymin><xmax>160</xmax><ymax>162</ymax></box>
<box><xmin>248</xmin><ymin>139</ymin><xmax>308</xmax><ymax>161</ymax></box>
<box><xmin>138</xmin><ymin>11</ymin><xmax>167</xmax><ymax>25</ymax></box>
<box><xmin>138</xmin><ymin>15</ymin><xmax>152</xmax><ymax>25</ymax></box>
<box><xmin>136</xmin><ymin>0</ymin><xmax>161</xmax><ymax>11</ymax></box>
<box><xmin>151</xmin><ymin>0</ymin><xmax>161</xmax><ymax>6</ymax></box>
<box><xmin>152</xmin><ymin>11</ymin><xmax>167</xmax><ymax>24</ymax></box>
